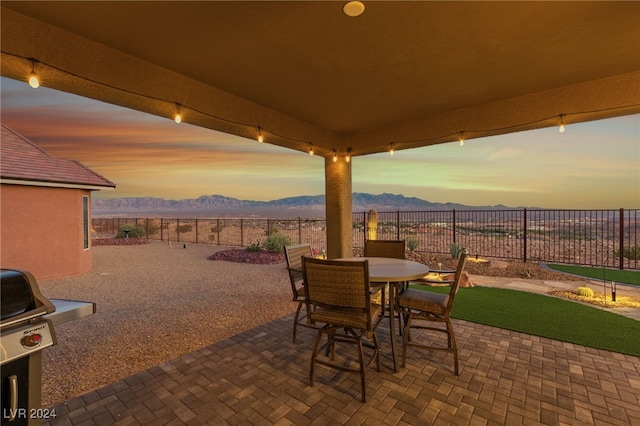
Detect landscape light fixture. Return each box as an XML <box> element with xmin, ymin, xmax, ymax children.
<box><xmin>343</xmin><ymin>1</ymin><xmax>365</xmax><ymax>17</ymax></box>
<box><xmin>28</xmin><ymin>59</ymin><xmax>40</xmax><ymax>88</ymax></box>
<box><xmin>174</xmin><ymin>104</ymin><xmax>182</xmax><ymax>124</ymax></box>
<box><xmin>257</xmin><ymin>127</ymin><xmax>264</xmax><ymax>143</ymax></box>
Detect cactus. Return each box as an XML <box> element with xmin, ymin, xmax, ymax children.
<box><xmin>367</xmin><ymin>209</ymin><xmax>378</xmax><ymax>240</ymax></box>
<box><xmin>575</xmin><ymin>287</ymin><xmax>595</xmax><ymax>298</ymax></box>
<box><xmin>450</xmin><ymin>243</ymin><xmax>464</xmax><ymax>259</ymax></box>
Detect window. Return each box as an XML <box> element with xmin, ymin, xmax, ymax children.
<box><xmin>83</xmin><ymin>196</ymin><xmax>89</xmax><ymax>250</ymax></box>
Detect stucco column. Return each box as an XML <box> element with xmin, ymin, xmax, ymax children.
<box><xmin>325</xmin><ymin>156</ymin><xmax>353</xmax><ymax>259</ymax></box>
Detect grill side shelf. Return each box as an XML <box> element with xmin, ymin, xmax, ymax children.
<box><xmin>45</xmin><ymin>299</ymin><xmax>96</xmax><ymax>327</ymax></box>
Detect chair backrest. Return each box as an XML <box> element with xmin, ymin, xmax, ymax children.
<box><xmin>364</xmin><ymin>239</ymin><xmax>405</xmax><ymax>259</ymax></box>
<box><xmin>445</xmin><ymin>250</ymin><xmax>468</xmax><ymax>311</ymax></box>
<box><xmin>284</xmin><ymin>243</ymin><xmax>313</xmax><ymax>299</ymax></box>
<box><xmin>302</xmin><ymin>257</ymin><xmax>375</xmax><ymax>329</ymax></box>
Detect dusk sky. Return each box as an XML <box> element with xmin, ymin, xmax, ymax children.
<box><xmin>1</xmin><ymin>76</ymin><xmax>638</xmax><ymax>209</ymax></box>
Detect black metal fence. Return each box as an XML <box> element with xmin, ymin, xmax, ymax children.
<box><xmin>93</xmin><ymin>208</ymin><xmax>640</xmax><ymax>270</ymax></box>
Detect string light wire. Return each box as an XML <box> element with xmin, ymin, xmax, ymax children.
<box><xmin>4</xmin><ymin>51</ymin><xmax>638</xmax><ymax>157</ymax></box>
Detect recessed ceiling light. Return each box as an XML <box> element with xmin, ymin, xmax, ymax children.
<box><xmin>343</xmin><ymin>1</ymin><xmax>365</xmax><ymax>17</ymax></box>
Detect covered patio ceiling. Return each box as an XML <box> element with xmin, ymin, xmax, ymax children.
<box><xmin>2</xmin><ymin>1</ymin><xmax>639</xmax><ymax>160</ymax></box>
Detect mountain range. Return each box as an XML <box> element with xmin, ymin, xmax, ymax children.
<box><xmin>92</xmin><ymin>193</ymin><xmax>517</xmax><ymax>218</ymax></box>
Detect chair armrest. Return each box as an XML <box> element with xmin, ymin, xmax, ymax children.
<box><xmin>370</xmin><ymin>283</ymin><xmax>386</xmax><ymax>294</ymax></box>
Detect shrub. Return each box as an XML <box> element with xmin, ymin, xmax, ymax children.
<box><xmin>177</xmin><ymin>224</ymin><xmax>193</xmax><ymax>233</ymax></box>
<box><xmin>246</xmin><ymin>242</ymin><xmax>262</xmax><ymax>252</ymax></box>
<box><xmin>576</xmin><ymin>287</ymin><xmax>595</xmax><ymax>298</ymax></box>
<box><xmin>450</xmin><ymin>243</ymin><xmax>464</xmax><ymax>259</ymax></box>
<box><xmin>407</xmin><ymin>239</ymin><xmax>419</xmax><ymax>252</ymax></box>
<box><xmin>115</xmin><ymin>224</ymin><xmax>146</xmax><ymax>239</ymax></box>
<box><xmin>146</xmin><ymin>221</ymin><xmax>160</xmax><ymax>236</ymax></box>
<box><xmin>617</xmin><ymin>245</ymin><xmax>640</xmax><ymax>261</ymax></box>
<box><xmin>263</xmin><ymin>231</ymin><xmax>292</xmax><ymax>253</ymax></box>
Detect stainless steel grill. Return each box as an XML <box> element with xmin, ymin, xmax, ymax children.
<box><xmin>1</xmin><ymin>269</ymin><xmax>95</xmax><ymax>425</ymax></box>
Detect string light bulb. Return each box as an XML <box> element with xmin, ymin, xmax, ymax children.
<box><xmin>308</xmin><ymin>143</ymin><xmax>314</xmax><ymax>156</ymax></box>
<box><xmin>389</xmin><ymin>143</ymin><xmax>395</xmax><ymax>156</ymax></box>
<box><xmin>346</xmin><ymin>148</ymin><xmax>352</xmax><ymax>163</ymax></box>
<box><xmin>28</xmin><ymin>59</ymin><xmax>39</xmax><ymax>89</ymax></box>
<box><xmin>558</xmin><ymin>115</ymin><xmax>565</xmax><ymax>133</ymax></box>
<box><xmin>459</xmin><ymin>132</ymin><xmax>465</xmax><ymax>146</ymax></box>
<box><xmin>174</xmin><ymin>104</ymin><xmax>182</xmax><ymax>124</ymax></box>
<box><xmin>332</xmin><ymin>149</ymin><xmax>338</xmax><ymax>162</ymax></box>
<box><xmin>256</xmin><ymin>127</ymin><xmax>264</xmax><ymax>143</ymax></box>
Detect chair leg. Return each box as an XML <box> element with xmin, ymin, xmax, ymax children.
<box><xmin>292</xmin><ymin>302</ymin><xmax>303</xmax><ymax>343</ymax></box>
<box><xmin>310</xmin><ymin>329</ymin><xmax>324</xmax><ymax>386</ymax></box>
<box><xmin>372</xmin><ymin>332</ymin><xmax>381</xmax><ymax>372</ymax></box>
<box><xmin>357</xmin><ymin>338</ymin><xmax>366</xmax><ymax>402</ymax></box>
<box><xmin>401</xmin><ymin>314</ymin><xmax>412</xmax><ymax>368</ymax></box>
<box><xmin>446</xmin><ymin>318</ymin><xmax>459</xmax><ymax>375</ymax></box>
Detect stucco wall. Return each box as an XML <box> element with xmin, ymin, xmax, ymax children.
<box><xmin>1</xmin><ymin>184</ymin><xmax>92</xmax><ymax>281</ymax></box>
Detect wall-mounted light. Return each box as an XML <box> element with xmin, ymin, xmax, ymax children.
<box><xmin>257</xmin><ymin>127</ymin><xmax>264</xmax><ymax>143</ymax></box>
<box><xmin>309</xmin><ymin>143</ymin><xmax>314</xmax><ymax>156</ymax></box>
<box><xmin>559</xmin><ymin>115</ymin><xmax>566</xmax><ymax>133</ymax></box>
<box><xmin>174</xmin><ymin>103</ymin><xmax>182</xmax><ymax>124</ymax></box>
<box><xmin>28</xmin><ymin>59</ymin><xmax>40</xmax><ymax>89</ymax></box>
<box><xmin>332</xmin><ymin>149</ymin><xmax>338</xmax><ymax>162</ymax></box>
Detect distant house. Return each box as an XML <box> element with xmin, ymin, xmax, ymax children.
<box><xmin>0</xmin><ymin>125</ymin><xmax>116</xmax><ymax>280</ymax></box>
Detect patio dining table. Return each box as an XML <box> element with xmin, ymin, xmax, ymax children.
<box><xmin>337</xmin><ymin>257</ymin><xmax>430</xmax><ymax>372</ymax></box>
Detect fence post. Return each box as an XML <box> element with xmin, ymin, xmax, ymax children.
<box><xmin>217</xmin><ymin>218</ymin><xmax>220</xmax><ymax>245</ymax></box>
<box><xmin>452</xmin><ymin>209</ymin><xmax>457</xmax><ymax>244</ymax></box>
<box><xmin>396</xmin><ymin>210</ymin><xmax>400</xmax><ymax>240</ymax></box>
<box><xmin>240</xmin><ymin>218</ymin><xmax>244</xmax><ymax>247</ymax></box>
<box><xmin>195</xmin><ymin>218</ymin><xmax>199</xmax><ymax>244</ymax></box>
<box><xmin>619</xmin><ymin>208</ymin><xmax>624</xmax><ymax>270</ymax></box>
<box><xmin>298</xmin><ymin>218</ymin><xmax>302</xmax><ymax>244</ymax></box>
<box><xmin>161</xmin><ymin>218</ymin><xmax>164</xmax><ymax>241</ymax></box>
<box><xmin>177</xmin><ymin>219</ymin><xmax>180</xmax><ymax>242</ymax></box>
<box><xmin>523</xmin><ymin>208</ymin><xmax>528</xmax><ymax>263</ymax></box>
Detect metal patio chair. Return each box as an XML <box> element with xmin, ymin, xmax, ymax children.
<box><xmin>397</xmin><ymin>250</ymin><xmax>468</xmax><ymax>375</ymax></box>
<box><xmin>302</xmin><ymin>257</ymin><xmax>385</xmax><ymax>402</ymax></box>
<box><xmin>284</xmin><ymin>243</ymin><xmax>314</xmax><ymax>343</ymax></box>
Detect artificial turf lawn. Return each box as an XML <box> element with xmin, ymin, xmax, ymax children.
<box><xmin>546</xmin><ymin>264</ymin><xmax>640</xmax><ymax>285</ymax></box>
<box><xmin>412</xmin><ymin>285</ymin><xmax>640</xmax><ymax>357</ymax></box>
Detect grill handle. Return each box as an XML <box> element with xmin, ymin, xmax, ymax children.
<box><xmin>8</xmin><ymin>374</ymin><xmax>18</xmax><ymax>421</ymax></box>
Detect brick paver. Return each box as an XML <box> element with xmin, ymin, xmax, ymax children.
<box><xmin>42</xmin><ymin>312</ymin><xmax>639</xmax><ymax>425</ymax></box>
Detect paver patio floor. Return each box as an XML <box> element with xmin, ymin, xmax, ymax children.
<box><xmin>43</xmin><ymin>312</ymin><xmax>640</xmax><ymax>425</ymax></box>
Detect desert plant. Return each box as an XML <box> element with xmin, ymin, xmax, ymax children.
<box><xmin>450</xmin><ymin>243</ymin><xmax>464</xmax><ymax>259</ymax></box>
<box><xmin>263</xmin><ymin>231</ymin><xmax>292</xmax><ymax>253</ymax></box>
<box><xmin>177</xmin><ymin>224</ymin><xmax>193</xmax><ymax>233</ymax></box>
<box><xmin>115</xmin><ymin>224</ymin><xmax>146</xmax><ymax>239</ymax></box>
<box><xmin>367</xmin><ymin>209</ymin><xmax>378</xmax><ymax>240</ymax></box>
<box><xmin>617</xmin><ymin>245</ymin><xmax>640</xmax><ymax>261</ymax></box>
<box><xmin>407</xmin><ymin>239</ymin><xmax>419</xmax><ymax>252</ymax></box>
<box><xmin>246</xmin><ymin>242</ymin><xmax>262</xmax><ymax>252</ymax></box>
<box><xmin>576</xmin><ymin>287</ymin><xmax>595</xmax><ymax>298</ymax></box>
<box><xmin>146</xmin><ymin>221</ymin><xmax>160</xmax><ymax>236</ymax></box>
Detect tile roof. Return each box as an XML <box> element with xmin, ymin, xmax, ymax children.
<box><xmin>0</xmin><ymin>124</ymin><xmax>116</xmax><ymax>189</ymax></box>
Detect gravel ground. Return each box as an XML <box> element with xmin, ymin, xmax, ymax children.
<box><xmin>39</xmin><ymin>241</ymin><xmax>295</xmax><ymax>408</ymax></box>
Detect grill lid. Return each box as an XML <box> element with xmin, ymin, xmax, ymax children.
<box><xmin>1</xmin><ymin>269</ymin><xmax>55</xmax><ymax>328</ymax></box>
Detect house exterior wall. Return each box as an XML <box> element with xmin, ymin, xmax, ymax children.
<box><xmin>1</xmin><ymin>184</ymin><xmax>92</xmax><ymax>281</ymax></box>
